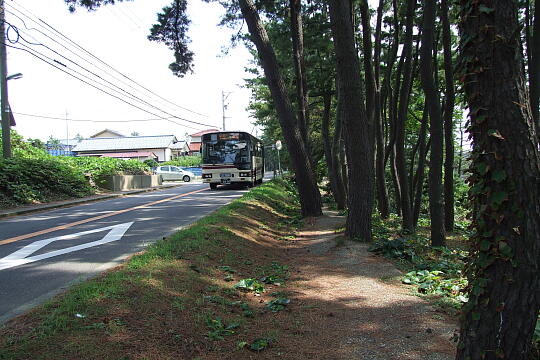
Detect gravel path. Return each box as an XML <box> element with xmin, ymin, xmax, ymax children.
<box><xmin>284</xmin><ymin>210</ymin><xmax>458</xmax><ymax>359</ymax></box>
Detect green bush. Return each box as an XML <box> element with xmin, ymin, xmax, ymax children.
<box><xmin>0</xmin><ymin>129</ymin><xmax>50</xmax><ymax>159</ymax></box>
<box><xmin>163</xmin><ymin>156</ymin><xmax>201</xmax><ymax>167</ymax></box>
<box><xmin>58</xmin><ymin>156</ymin><xmax>150</xmax><ymax>179</ymax></box>
<box><xmin>143</xmin><ymin>159</ymin><xmax>159</xmax><ymax>168</ymax></box>
<box><xmin>0</xmin><ymin>157</ymin><xmax>93</xmax><ymax>207</ymax></box>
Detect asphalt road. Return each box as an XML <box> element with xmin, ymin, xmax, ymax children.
<box><xmin>0</xmin><ymin>182</ymin><xmax>249</xmax><ymax>324</ymax></box>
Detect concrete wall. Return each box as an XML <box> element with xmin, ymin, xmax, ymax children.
<box><xmin>99</xmin><ymin>175</ymin><xmax>163</xmax><ymax>191</ymax></box>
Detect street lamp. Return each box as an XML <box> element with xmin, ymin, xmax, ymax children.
<box><xmin>7</xmin><ymin>73</ymin><xmax>22</xmax><ymax>81</ymax></box>
<box><xmin>1</xmin><ymin>72</ymin><xmax>23</xmax><ymax>158</ymax></box>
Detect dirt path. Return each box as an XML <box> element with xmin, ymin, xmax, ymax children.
<box><xmin>280</xmin><ymin>210</ymin><xmax>458</xmax><ymax>359</ymax></box>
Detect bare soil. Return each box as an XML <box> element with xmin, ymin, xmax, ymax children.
<box><xmin>273</xmin><ymin>210</ymin><xmax>458</xmax><ymax>359</ymax></box>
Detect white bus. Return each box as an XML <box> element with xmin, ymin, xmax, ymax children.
<box><xmin>201</xmin><ymin>131</ymin><xmax>265</xmax><ymax>189</ymax></box>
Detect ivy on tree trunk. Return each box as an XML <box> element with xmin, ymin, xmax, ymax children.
<box><xmin>456</xmin><ymin>0</ymin><xmax>540</xmax><ymax>357</ymax></box>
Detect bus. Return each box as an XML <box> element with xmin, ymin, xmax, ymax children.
<box><xmin>201</xmin><ymin>131</ymin><xmax>264</xmax><ymax>189</ymax></box>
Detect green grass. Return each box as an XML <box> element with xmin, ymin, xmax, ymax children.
<box><xmin>0</xmin><ymin>178</ymin><xmax>302</xmax><ymax>359</ymax></box>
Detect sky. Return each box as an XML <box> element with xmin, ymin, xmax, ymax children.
<box><xmin>5</xmin><ymin>0</ymin><xmax>255</xmax><ymax>143</ymax></box>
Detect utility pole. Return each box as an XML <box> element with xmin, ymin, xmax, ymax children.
<box><xmin>221</xmin><ymin>90</ymin><xmax>231</xmax><ymax>131</ymax></box>
<box><xmin>0</xmin><ymin>0</ymin><xmax>11</xmax><ymax>158</ymax></box>
<box><xmin>65</xmin><ymin>110</ymin><xmax>69</xmax><ymax>155</ymax></box>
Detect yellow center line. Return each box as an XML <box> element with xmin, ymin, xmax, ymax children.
<box><xmin>0</xmin><ymin>187</ymin><xmax>208</xmax><ymax>246</ymax></box>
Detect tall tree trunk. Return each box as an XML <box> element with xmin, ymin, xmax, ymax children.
<box><xmin>441</xmin><ymin>0</ymin><xmax>455</xmax><ymax>232</ymax></box>
<box><xmin>290</xmin><ymin>0</ymin><xmax>310</xmax><ymax>148</ymax></box>
<box><xmin>239</xmin><ymin>0</ymin><xmax>322</xmax><ymax>217</ymax></box>
<box><xmin>332</xmin><ymin>79</ymin><xmax>347</xmax><ymax>209</ymax></box>
<box><xmin>322</xmin><ymin>92</ymin><xmax>346</xmax><ymax>209</ymax></box>
<box><xmin>420</xmin><ymin>0</ymin><xmax>445</xmax><ymax>246</ymax></box>
<box><xmin>374</xmin><ymin>0</ymin><xmax>390</xmax><ymax>218</ymax></box>
<box><xmin>413</xmin><ymin>103</ymin><xmax>429</xmax><ymax>227</ymax></box>
<box><xmin>530</xmin><ymin>0</ymin><xmax>540</xmax><ymax>141</ymax></box>
<box><xmin>456</xmin><ymin>0</ymin><xmax>540</xmax><ymax>357</ymax></box>
<box><xmin>359</xmin><ymin>0</ymin><xmax>375</xmax><ymax>139</ymax></box>
<box><xmin>390</xmin><ymin>149</ymin><xmax>401</xmax><ymax>215</ymax></box>
<box><xmin>395</xmin><ymin>0</ymin><xmax>416</xmax><ymax>232</ymax></box>
<box><xmin>329</xmin><ymin>0</ymin><xmax>374</xmax><ymax>241</ymax></box>
<box><xmin>457</xmin><ymin>118</ymin><xmax>464</xmax><ymax>176</ymax></box>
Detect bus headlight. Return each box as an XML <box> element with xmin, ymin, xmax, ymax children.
<box><xmin>202</xmin><ymin>173</ymin><xmax>212</xmax><ymax>179</ymax></box>
<box><xmin>239</xmin><ymin>172</ymin><xmax>251</xmax><ymax>177</ymax></box>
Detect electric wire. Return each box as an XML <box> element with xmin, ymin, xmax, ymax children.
<box><xmin>6</xmin><ymin>43</ymin><xmax>203</xmax><ymax>131</ymax></box>
<box><xmin>11</xmin><ymin>37</ymin><xmax>205</xmax><ymax>129</ymax></box>
<box><xmin>5</xmin><ymin>5</ymin><xmax>205</xmax><ymax>122</ymax></box>
<box><xmin>7</xmin><ymin>1</ymin><xmax>211</xmax><ymax>119</ymax></box>
<box><xmin>4</xmin><ymin>11</ymin><xmax>218</xmax><ymax>129</ymax></box>
<box><xmin>12</xmin><ymin>111</ymin><xmax>176</xmax><ymax>122</ymax></box>
<box><xmin>8</xmin><ymin>24</ymin><xmax>207</xmax><ymax>128</ymax></box>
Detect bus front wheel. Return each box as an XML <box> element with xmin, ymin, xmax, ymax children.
<box><xmin>210</xmin><ymin>183</ymin><xmax>218</xmax><ymax>190</ymax></box>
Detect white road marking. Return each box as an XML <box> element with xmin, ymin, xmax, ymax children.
<box><xmin>0</xmin><ymin>222</ymin><xmax>134</xmax><ymax>271</ymax></box>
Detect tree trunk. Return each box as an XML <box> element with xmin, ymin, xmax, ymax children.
<box><xmin>420</xmin><ymin>0</ymin><xmax>445</xmax><ymax>247</ymax></box>
<box><xmin>334</xmin><ymin>80</ymin><xmax>349</xmax><ymax>203</ymax></box>
<box><xmin>290</xmin><ymin>0</ymin><xmax>310</xmax><ymax>149</ymax></box>
<box><xmin>413</xmin><ymin>102</ymin><xmax>429</xmax><ymax>227</ymax></box>
<box><xmin>456</xmin><ymin>0</ymin><xmax>540</xmax><ymax>358</ymax></box>
<box><xmin>395</xmin><ymin>0</ymin><xmax>416</xmax><ymax>232</ymax></box>
<box><xmin>530</xmin><ymin>0</ymin><xmax>540</xmax><ymax>141</ymax></box>
<box><xmin>329</xmin><ymin>0</ymin><xmax>374</xmax><ymax>241</ymax></box>
<box><xmin>373</xmin><ymin>0</ymin><xmax>390</xmax><ymax>218</ymax></box>
<box><xmin>239</xmin><ymin>0</ymin><xmax>322</xmax><ymax>217</ymax></box>
<box><xmin>441</xmin><ymin>0</ymin><xmax>455</xmax><ymax>232</ymax></box>
<box><xmin>359</xmin><ymin>0</ymin><xmax>375</xmax><ymax>140</ymax></box>
<box><xmin>322</xmin><ymin>92</ymin><xmax>346</xmax><ymax>209</ymax></box>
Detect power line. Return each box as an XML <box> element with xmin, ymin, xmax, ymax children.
<box><xmin>8</xmin><ymin>25</ymin><xmax>208</xmax><ymax>128</ymax></box>
<box><xmin>6</xmin><ymin>43</ymin><xmax>203</xmax><ymax>131</ymax></box>
<box><xmin>11</xmin><ymin>38</ymin><xmax>204</xmax><ymax>129</ymax></box>
<box><xmin>7</xmin><ymin>1</ymin><xmax>211</xmax><ymax>119</ymax></box>
<box><xmin>5</xmin><ymin>5</ymin><xmax>208</xmax><ymax>123</ymax></box>
<box><xmin>12</xmin><ymin>111</ymin><xmax>177</xmax><ymax>123</ymax></box>
<box><xmin>4</xmin><ymin>10</ymin><xmax>218</xmax><ymax>129</ymax></box>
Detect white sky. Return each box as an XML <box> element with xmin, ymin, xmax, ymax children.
<box><xmin>5</xmin><ymin>0</ymin><xmax>254</xmax><ymax>142</ymax></box>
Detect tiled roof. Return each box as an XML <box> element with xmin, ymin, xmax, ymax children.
<box><xmin>189</xmin><ymin>129</ymin><xmax>219</xmax><ymax>137</ymax></box>
<box><xmin>170</xmin><ymin>140</ymin><xmax>186</xmax><ymax>149</ymax></box>
<box><xmin>73</xmin><ymin>135</ymin><xmax>177</xmax><ymax>152</ymax></box>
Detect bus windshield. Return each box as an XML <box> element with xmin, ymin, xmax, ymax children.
<box><xmin>202</xmin><ymin>136</ymin><xmax>250</xmax><ymax>166</ymax></box>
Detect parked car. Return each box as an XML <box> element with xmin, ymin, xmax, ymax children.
<box><xmin>153</xmin><ymin>166</ymin><xmax>194</xmax><ymax>182</ymax></box>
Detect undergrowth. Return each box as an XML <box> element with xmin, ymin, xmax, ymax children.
<box><xmin>369</xmin><ymin>213</ymin><xmax>540</xmax><ymax>355</ymax></box>
<box><xmin>369</xmin><ymin>214</ymin><xmax>469</xmax><ymax>313</ymax></box>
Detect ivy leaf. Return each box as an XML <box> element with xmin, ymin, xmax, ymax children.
<box><xmin>498</xmin><ymin>241</ymin><xmax>513</xmax><ymax>257</ymax></box>
<box><xmin>472</xmin><ymin>312</ymin><xmax>481</xmax><ymax>321</ymax></box>
<box><xmin>478</xmin><ymin>5</ymin><xmax>495</xmax><ymax>14</ymax></box>
<box><xmin>488</xmin><ymin>129</ymin><xmax>505</xmax><ymax>140</ymax></box>
<box><xmin>475</xmin><ymin>114</ymin><xmax>487</xmax><ymax>124</ymax></box>
<box><xmin>491</xmin><ymin>169</ymin><xmax>507</xmax><ymax>183</ymax></box>
<box><xmin>479</xmin><ymin>239</ymin><xmax>491</xmax><ymax>251</ymax></box>
<box><xmin>476</xmin><ymin>162</ymin><xmax>490</xmax><ymax>175</ymax></box>
<box><xmin>489</xmin><ymin>191</ymin><xmax>508</xmax><ymax>206</ymax></box>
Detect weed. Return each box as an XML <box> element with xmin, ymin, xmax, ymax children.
<box><xmin>206</xmin><ymin>317</ymin><xmax>240</xmax><ymax>340</ymax></box>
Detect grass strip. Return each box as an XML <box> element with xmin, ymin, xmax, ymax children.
<box><xmin>0</xmin><ymin>178</ymin><xmax>302</xmax><ymax>360</ymax></box>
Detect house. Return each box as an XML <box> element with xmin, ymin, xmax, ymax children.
<box><xmin>171</xmin><ymin>140</ymin><xmax>187</xmax><ymax>157</ymax></box>
<box><xmin>90</xmin><ymin>129</ymin><xmax>124</xmax><ymax>138</ymax></box>
<box><xmin>72</xmin><ymin>135</ymin><xmax>179</xmax><ymax>162</ymax></box>
<box><xmin>186</xmin><ymin>129</ymin><xmax>219</xmax><ymax>156</ymax></box>
<box><xmin>87</xmin><ymin>152</ymin><xmax>157</xmax><ymax>161</ymax></box>
<box><xmin>46</xmin><ymin>138</ymin><xmax>81</xmax><ymax>156</ymax></box>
